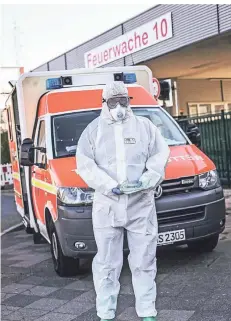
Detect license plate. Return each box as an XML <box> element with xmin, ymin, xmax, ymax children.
<box><xmin>157</xmin><ymin>229</ymin><xmax>186</xmax><ymax>246</ymax></box>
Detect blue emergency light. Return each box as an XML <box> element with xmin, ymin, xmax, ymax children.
<box><xmin>46</xmin><ymin>78</ymin><xmax>62</xmax><ymax>90</ymax></box>
<box><xmin>123</xmin><ymin>73</ymin><xmax>137</xmax><ymax>84</ymax></box>
<box><xmin>46</xmin><ymin>73</ymin><xmax>137</xmax><ymax>90</ymax></box>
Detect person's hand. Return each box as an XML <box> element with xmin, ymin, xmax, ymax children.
<box><xmin>112</xmin><ymin>187</ymin><xmax>124</xmax><ymax>195</ymax></box>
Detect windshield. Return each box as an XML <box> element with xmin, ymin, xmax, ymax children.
<box><xmin>134</xmin><ymin>108</ymin><xmax>187</xmax><ymax>146</ymax></box>
<box><xmin>52</xmin><ymin>107</ymin><xmax>187</xmax><ymax>158</ymax></box>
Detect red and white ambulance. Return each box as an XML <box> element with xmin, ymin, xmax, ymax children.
<box><xmin>5</xmin><ymin>66</ymin><xmax>226</xmax><ymax>276</ymax></box>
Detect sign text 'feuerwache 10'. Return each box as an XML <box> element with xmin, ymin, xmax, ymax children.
<box><xmin>84</xmin><ymin>12</ymin><xmax>173</xmax><ymax>68</ymax></box>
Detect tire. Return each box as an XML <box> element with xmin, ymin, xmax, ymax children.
<box><xmin>25</xmin><ymin>225</ymin><xmax>34</xmax><ymax>234</ymax></box>
<box><xmin>33</xmin><ymin>232</ymin><xmax>46</xmax><ymax>244</ymax></box>
<box><xmin>187</xmin><ymin>234</ymin><xmax>219</xmax><ymax>252</ymax></box>
<box><xmin>49</xmin><ymin>222</ymin><xmax>80</xmax><ymax>277</ymax></box>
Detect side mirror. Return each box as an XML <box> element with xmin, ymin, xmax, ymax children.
<box><xmin>186</xmin><ymin>123</ymin><xmax>201</xmax><ymax>147</ymax></box>
<box><xmin>20</xmin><ymin>138</ymin><xmax>35</xmax><ymax>166</ymax></box>
<box><xmin>20</xmin><ymin>138</ymin><xmax>47</xmax><ymax>167</ymax></box>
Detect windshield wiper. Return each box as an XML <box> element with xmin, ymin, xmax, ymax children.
<box><xmin>68</xmin><ymin>150</ymin><xmax>76</xmax><ymax>155</ymax></box>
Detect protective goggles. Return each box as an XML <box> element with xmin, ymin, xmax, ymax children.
<box><xmin>103</xmin><ymin>96</ymin><xmax>130</xmax><ymax>109</ymax></box>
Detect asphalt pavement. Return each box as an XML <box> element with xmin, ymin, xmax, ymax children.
<box><xmin>1</xmin><ymin>191</ymin><xmax>22</xmax><ymax>233</ymax></box>
<box><xmin>1</xmin><ymin>191</ymin><xmax>231</xmax><ymax>321</ymax></box>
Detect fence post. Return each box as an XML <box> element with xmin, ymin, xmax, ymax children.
<box><xmin>221</xmin><ymin>110</ymin><xmax>231</xmax><ymax>187</ymax></box>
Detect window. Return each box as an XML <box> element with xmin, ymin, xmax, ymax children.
<box><xmin>214</xmin><ymin>104</ymin><xmax>225</xmax><ymax>113</ymax></box>
<box><xmin>226</xmin><ymin>104</ymin><xmax>231</xmax><ymax>112</ymax></box>
<box><xmin>134</xmin><ymin>108</ymin><xmax>187</xmax><ymax>146</ymax></box>
<box><xmin>35</xmin><ymin>120</ymin><xmax>46</xmax><ymax>164</ymax></box>
<box><xmin>52</xmin><ymin>107</ymin><xmax>187</xmax><ymax>158</ymax></box>
<box><xmin>199</xmin><ymin>104</ymin><xmax>211</xmax><ymax>115</ymax></box>
<box><xmin>52</xmin><ymin>110</ymin><xmax>101</xmax><ymax>158</ymax></box>
<box><xmin>189</xmin><ymin>104</ymin><xmax>198</xmax><ymax>116</ymax></box>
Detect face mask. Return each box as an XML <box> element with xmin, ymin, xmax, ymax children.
<box><xmin>110</xmin><ymin>104</ymin><xmax>126</xmax><ymax>122</ymax></box>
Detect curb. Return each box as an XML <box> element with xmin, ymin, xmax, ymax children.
<box><xmin>1</xmin><ymin>223</ymin><xmax>24</xmax><ymax>237</ymax></box>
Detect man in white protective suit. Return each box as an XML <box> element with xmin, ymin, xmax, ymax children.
<box><xmin>76</xmin><ymin>81</ymin><xmax>170</xmax><ymax>321</ymax></box>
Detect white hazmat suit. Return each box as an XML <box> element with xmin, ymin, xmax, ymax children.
<box><xmin>76</xmin><ymin>82</ymin><xmax>170</xmax><ymax>320</ymax></box>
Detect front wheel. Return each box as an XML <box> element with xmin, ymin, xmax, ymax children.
<box><xmin>187</xmin><ymin>234</ymin><xmax>219</xmax><ymax>252</ymax></box>
<box><xmin>49</xmin><ymin>222</ymin><xmax>80</xmax><ymax>277</ymax></box>
<box><xmin>25</xmin><ymin>225</ymin><xmax>34</xmax><ymax>234</ymax></box>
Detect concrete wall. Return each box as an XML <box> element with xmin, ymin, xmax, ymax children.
<box><xmin>177</xmin><ymin>79</ymin><xmax>231</xmax><ymax>114</ymax></box>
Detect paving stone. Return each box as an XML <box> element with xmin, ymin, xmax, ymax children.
<box><xmin>158</xmin><ymin>281</ymin><xmax>185</xmax><ymax>297</ymax></box>
<box><xmin>2</xmin><ymin>307</ymin><xmax>47</xmax><ymax>320</ymax></box>
<box><xmin>18</xmin><ymin>276</ymin><xmax>47</xmax><ymax>285</ymax></box>
<box><xmin>1</xmin><ymin>274</ymin><xmax>29</xmax><ymax>288</ymax></box>
<box><xmin>23</xmin><ymin>285</ymin><xmax>59</xmax><ymax>297</ymax></box>
<box><xmin>1</xmin><ymin>305</ymin><xmax>20</xmax><ymax>317</ymax></box>
<box><xmin>119</xmin><ymin>274</ymin><xmax>132</xmax><ymax>284</ymax></box>
<box><xmin>2</xmin><ymin>220</ymin><xmax>231</xmax><ymax>321</ymax></box>
<box><xmin>55</xmin><ymin>291</ymin><xmax>95</xmax><ymax>315</ymax></box>
<box><xmin>156</xmin><ymin>295</ymin><xmax>205</xmax><ymax>311</ymax></box>
<box><xmin>188</xmin><ymin>311</ymin><xmax>230</xmax><ymax>321</ymax></box>
<box><xmin>1</xmin><ymin>283</ymin><xmax>34</xmax><ymax>294</ymax></box>
<box><xmin>1</xmin><ymin>293</ymin><xmax>16</xmax><ymax>302</ymax></box>
<box><xmin>40</xmin><ymin>277</ymin><xmax>75</xmax><ymax>288</ymax></box>
<box><xmin>25</xmin><ymin>298</ymin><xmax>67</xmax><ymax>311</ymax></box>
<box><xmin>116</xmin><ymin>294</ymin><xmax>135</xmax><ymax>316</ymax></box>
<box><xmin>1</xmin><ymin>265</ymin><xmax>31</xmax><ymax>275</ymax></box>
<box><xmin>197</xmin><ymin>293</ymin><xmax>231</xmax><ymax>313</ymax></box>
<box><xmin>120</xmin><ymin>283</ymin><xmax>134</xmax><ymax>295</ymax></box>
<box><xmin>10</xmin><ymin>255</ymin><xmax>51</xmax><ymax>268</ymax></box>
<box><xmin>35</xmin><ymin>312</ymin><xmax>77</xmax><ymax>321</ymax></box>
<box><xmin>75</xmin><ymin>289</ymin><xmax>96</xmax><ymax>304</ymax></box>
<box><xmin>117</xmin><ymin>307</ymin><xmax>140</xmax><ymax>321</ymax></box>
<box><xmin>2</xmin><ymin>293</ymin><xmax>41</xmax><ymax>307</ymax></box>
<box><xmin>6</xmin><ymin>256</ymin><xmax>25</xmax><ymax>262</ymax></box>
<box><xmin>2</xmin><ymin>242</ymin><xmax>32</xmax><ymax>252</ymax></box>
<box><xmin>47</xmin><ymin>289</ymin><xmax>84</xmax><ymax>300</ymax></box>
<box><xmin>158</xmin><ymin>310</ymin><xmax>195</xmax><ymax>321</ymax></box>
<box><xmin>156</xmin><ymin>273</ymin><xmax>168</xmax><ymax>284</ymax></box>
<box><xmin>64</xmin><ymin>280</ymin><xmax>94</xmax><ymax>291</ymax></box>
<box><xmin>73</xmin><ymin>308</ymin><xmax>102</xmax><ymax>321</ymax></box>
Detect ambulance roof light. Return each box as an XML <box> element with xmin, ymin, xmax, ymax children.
<box><xmin>46</xmin><ymin>78</ymin><xmax>62</xmax><ymax>90</ymax></box>
<box><xmin>123</xmin><ymin>73</ymin><xmax>137</xmax><ymax>84</ymax></box>
<box><xmin>46</xmin><ymin>72</ymin><xmax>137</xmax><ymax>90</ymax></box>
<box><xmin>113</xmin><ymin>72</ymin><xmax>137</xmax><ymax>84</ymax></box>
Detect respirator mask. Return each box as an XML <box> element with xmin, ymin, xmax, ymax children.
<box><xmin>104</xmin><ymin>95</ymin><xmax>130</xmax><ymax>122</ymax></box>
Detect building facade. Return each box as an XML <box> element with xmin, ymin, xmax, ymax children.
<box><xmin>32</xmin><ymin>4</ymin><xmax>231</xmax><ymax>116</ymax></box>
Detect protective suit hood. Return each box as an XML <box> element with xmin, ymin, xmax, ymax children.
<box><xmin>101</xmin><ymin>82</ymin><xmax>133</xmax><ymax>124</ymax></box>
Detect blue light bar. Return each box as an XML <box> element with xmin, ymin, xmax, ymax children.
<box><xmin>46</xmin><ymin>78</ymin><xmax>62</xmax><ymax>90</ymax></box>
<box><xmin>123</xmin><ymin>73</ymin><xmax>137</xmax><ymax>84</ymax></box>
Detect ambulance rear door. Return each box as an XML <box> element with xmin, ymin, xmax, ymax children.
<box><xmin>6</xmin><ymin>89</ymin><xmax>29</xmax><ymax>227</ymax></box>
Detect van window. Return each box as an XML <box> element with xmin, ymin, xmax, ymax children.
<box><xmin>52</xmin><ymin>110</ymin><xmax>100</xmax><ymax>158</ymax></box>
<box><xmin>36</xmin><ymin>120</ymin><xmax>46</xmax><ymax>164</ymax></box>
<box><xmin>52</xmin><ymin>107</ymin><xmax>187</xmax><ymax>158</ymax></box>
<box><xmin>134</xmin><ymin>108</ymin><xmax>187</xmax><ymax>146</ymax></box>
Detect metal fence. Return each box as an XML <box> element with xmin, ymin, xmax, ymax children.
<box><xmin>175</xmin><ymin>111</ymin><xmax>231</xmax><ymax>187</ymax></box>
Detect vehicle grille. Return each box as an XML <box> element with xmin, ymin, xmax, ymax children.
<box><xmin>157</xmin><ymin>206</ymin><xmax>205</xmax><ymax>226</ymax></box>
<box><xmin>161</xmin><ymin>176</ymin><xmax>196</xmax><ymax>196</ymax></box>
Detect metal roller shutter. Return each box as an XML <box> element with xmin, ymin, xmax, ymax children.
<box><xmin>48</xmin><ymin>55</ymin><xmax>66</xmax><ymax>71</ymax></box>
<box><xmin>218</xmin><ymin>5</ymin><xmax>231</xmax><ymax>33</ymax></box>
<box><xmin>124</xmin><ymin>4</ymin><xmax>218</xmax><ymax>65</ymax></box>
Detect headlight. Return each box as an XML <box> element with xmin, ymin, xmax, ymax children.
<box><xmin>57</xmin><ymin>187</ymin><xmax>94</xmax><ymax>205</ymax></box>
<box><xmin>199</xmin><ymin>170</ymin><xmax>220</xmax><ymax>190</ymax></box>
